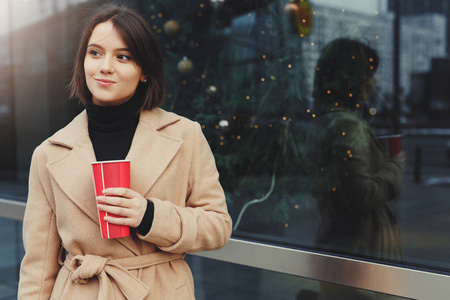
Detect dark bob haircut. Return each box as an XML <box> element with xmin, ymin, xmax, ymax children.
<box><xmin>70</xmin><ymin>4</ymin><xmax>165</xmax><ymax>110</ymax></box>
<box><xmin>313</xmin><ymin>38</ymin><xmax>379</xmax><ymax>112</ymax></box>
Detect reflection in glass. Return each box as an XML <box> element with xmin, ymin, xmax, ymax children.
<box><xmin>311</xmin><ymin>39</ymin><xmax>406</xmax><ymax>261</ymax></box>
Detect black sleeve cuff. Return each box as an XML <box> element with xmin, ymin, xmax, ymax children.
<box><xmin>136</xmin><ymin>199</ymin><xmax>155</xmax><ymax>235</ymax></box>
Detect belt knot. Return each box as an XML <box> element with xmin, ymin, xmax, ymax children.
<box><xmin>71</xmin><ymin>254</ymin><xmax>109</xmax><ymax>284</ymax></box>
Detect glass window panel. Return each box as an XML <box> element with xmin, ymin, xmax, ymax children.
<box><xmin>0</xmin><ymin>0</ymin><xmax>449</xmax><ymax>280</ymax></box>
<box><xmin>0</xmin><ymin>217</ymin><xmax>24</xmax><ymax>300</ymax></box>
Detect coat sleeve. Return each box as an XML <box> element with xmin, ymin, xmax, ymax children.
<box><xmin>329</xmin><ymin>119</ymin><xmax>405</xmax><ymax>213</ymax></box>
<box><xmin>137</xmin><ymin>122</ymin><xmax>232</xmax><ymax>253</ymax></box>
<box><xmin>18</xmin><ymin>146</ymin><xmax>62</xmax><ymax>299</ymax></box>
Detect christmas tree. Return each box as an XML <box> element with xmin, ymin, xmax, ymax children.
<box><xmin>144</xmin><ymin>0</ymin><xmax>315</xmax><ymax>231</ymax></box>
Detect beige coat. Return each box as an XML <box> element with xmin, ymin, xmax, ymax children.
<box><xmin>18</xmin><ymin>108</ymin><xmax>232</xmax><ymax>300</ymax></box>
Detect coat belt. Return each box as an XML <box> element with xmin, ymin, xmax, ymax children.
<box><xmin>64</xmin><ymin>251</ymin><xmax>184</xmax><ymax>300</ymax></box>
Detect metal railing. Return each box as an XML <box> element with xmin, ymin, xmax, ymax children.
<box><xmin>2</xmin><ymin>197</ymin><xmax>450</xmax><ymax>299</ymax></box>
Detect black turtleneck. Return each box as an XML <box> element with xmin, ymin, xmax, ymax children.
<box><xmin>86</xmin><ymin>94</ymin><xmax>154</xmax><ymax>235</ymax></box>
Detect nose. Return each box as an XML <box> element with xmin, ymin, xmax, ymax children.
<box><xmin>100</xmin><ymin>56</ymin><xmax>114</xmax><ymax>74</ymax></box>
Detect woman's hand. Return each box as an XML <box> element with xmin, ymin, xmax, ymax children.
<box><xmin>391</xmin><ymin>151</ymin><xmax>406</xmax><ymax>169</ymax></box>
<box><xmin>97</xmin><ymin>188</ymin><xmax>148</xmax><ymax>228</ymax></box>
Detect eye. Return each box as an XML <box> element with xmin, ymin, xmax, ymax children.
<box><xmin>89</xmin><ymin>50</ymin><xmax>101</xmax><ymax>57</ymax></box>
<box><xmin>118</xmin><ymin>54</ymin><xmax>131</xmax><ymax>61</ymax></box>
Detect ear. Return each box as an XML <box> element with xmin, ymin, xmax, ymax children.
<box><xmin>141</xmin><ymin>75</ymin><xmax>147</xmax><ymax>83</ymax></box>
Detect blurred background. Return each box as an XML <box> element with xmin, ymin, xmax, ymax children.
<box><xmin>1</xmin><ymin>0</ymin><xmax>450</xmax><ymax>299</ymax></box>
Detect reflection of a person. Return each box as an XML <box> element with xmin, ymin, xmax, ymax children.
<box><xmin>311</xmin><ymin>39</ymin><xmax>406</xmax><ymax>298</ymax></box>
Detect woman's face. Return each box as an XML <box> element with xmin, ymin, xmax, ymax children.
<box><xmin>84</xmin><ymin>21</ymin><xmax>145</xmax><ymax>106</ymax></box>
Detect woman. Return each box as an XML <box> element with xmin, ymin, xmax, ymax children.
<box><xmin>311</xmin><ymin>39</ymin><xmax>406</xmax><ymax>299</ymax></box>
<box><xmin>18</xmin><ymin>4</ymin><xmax>232</xmax><ymax>299</ymax></box>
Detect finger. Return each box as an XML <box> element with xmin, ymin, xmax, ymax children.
<box><xmin>97</xmin><ymin>204</ymin><xmax>129</xmax><ymax>217</ymax></box>
<box><xmin>98</xmin><ymin>194</ymin><xmax>138</xmax><ymax>207</ymax></box>
<box><xmin>97</xmin><ymin>195</ymin><xmax>126</xmax><ymax>207</ymax></box>
<box><xmin>103</xmin><ymin>215</ymin><xmax>131</xmax><ymax>226</ymax></box>
<box><xmin>103</xmin><ymin>188</ymin><xmax>135</xmax><ymax>198</ymax></box>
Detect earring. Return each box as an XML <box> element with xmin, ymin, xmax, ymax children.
<box><xmin>142</xmin><ymin>78</ymin><xmax>147</xmax><ymax>83</ymax></box>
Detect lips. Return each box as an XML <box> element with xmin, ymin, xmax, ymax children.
<box><xmin>95</xmin><ymin>78</ymin><xmax>116</xmax><ymax>87</ymax></box>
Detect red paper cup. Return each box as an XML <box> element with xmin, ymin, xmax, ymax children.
<box><xmin>91</xmin><ymin>160</ymin><xmax>131</xmax><ymax>239</ymax></box>
<box><xmin>378</xmin><ymin>135</ymin><xmax>402</xmax><ymax>158</ymax></box>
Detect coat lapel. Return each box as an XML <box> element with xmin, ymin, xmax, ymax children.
<box><xmin>127</xmin><ymin>109</ymin><xmax>183</xmax><ymax>197</ymax></box>
<box><xmin>46</xmin><ymin>112</ymin><xmax>99</xmax><ymax>225</ymax></box>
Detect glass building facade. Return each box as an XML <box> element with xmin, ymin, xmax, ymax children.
<box><xmin>1</xmin><ymin>0</ymin><xmax>450</xmax><ymax>299</ymax></box>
